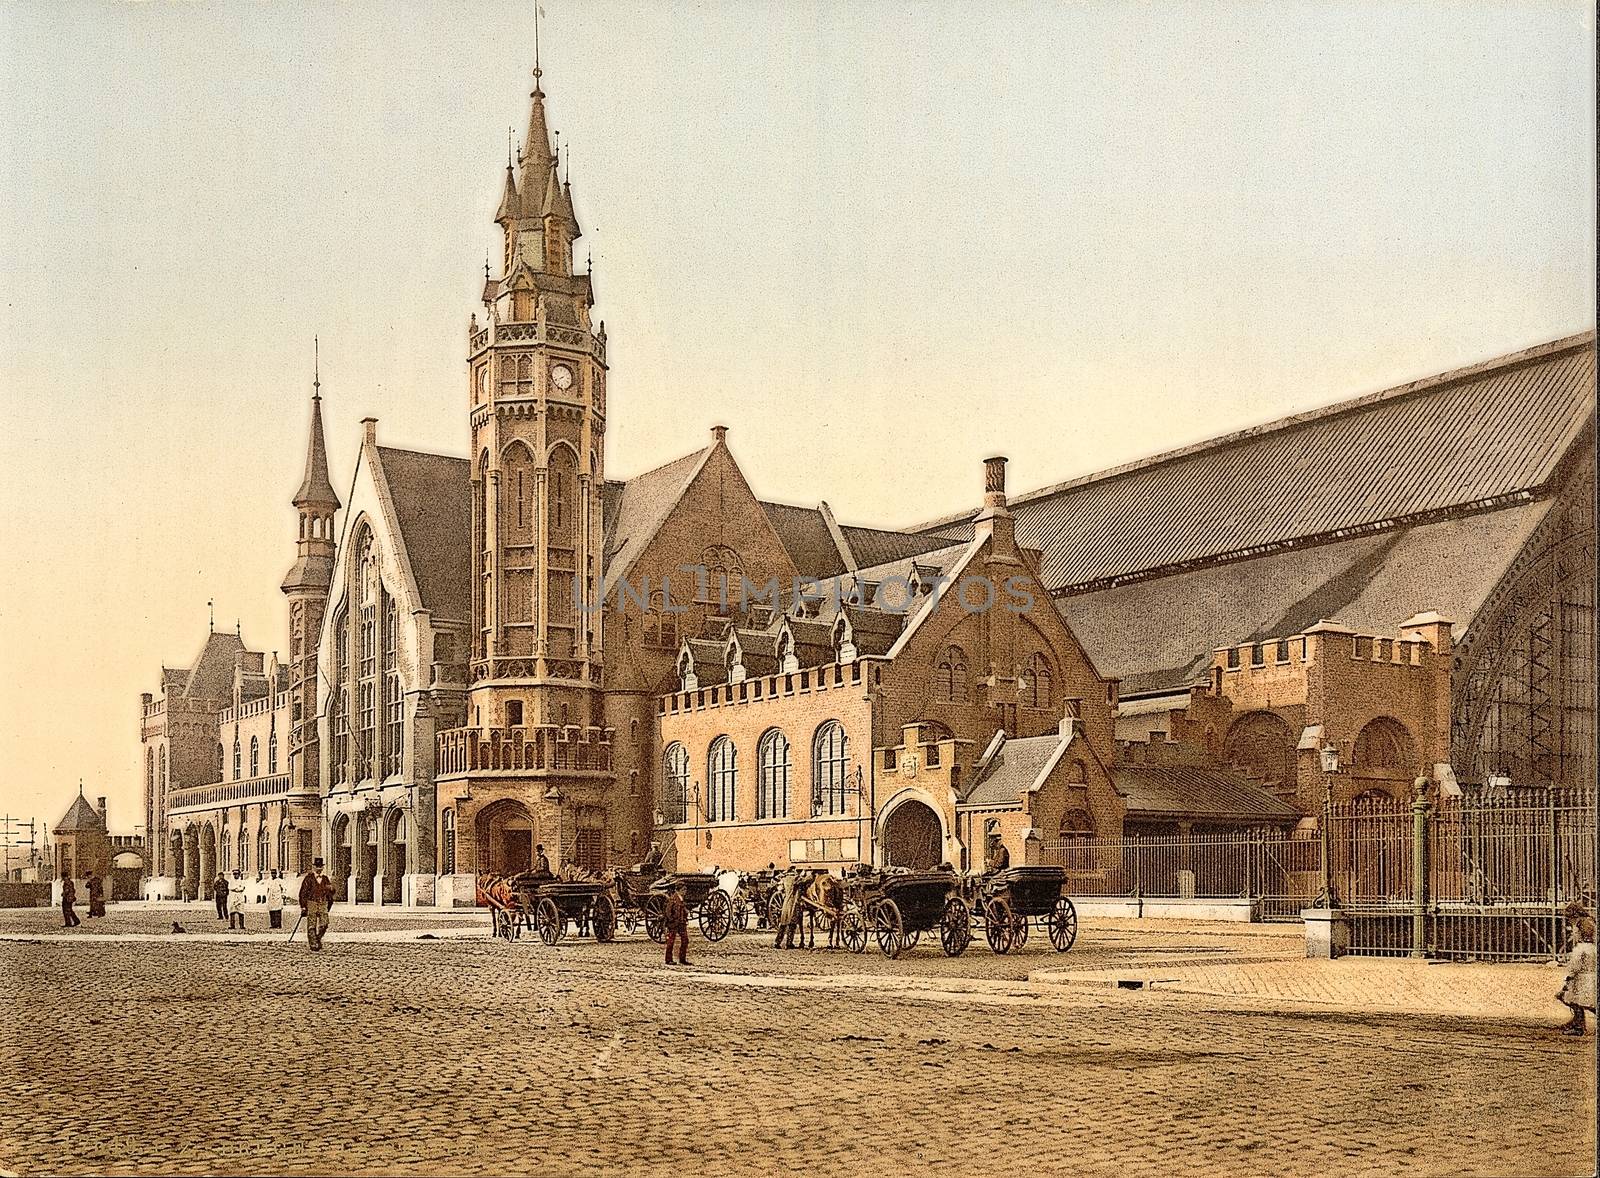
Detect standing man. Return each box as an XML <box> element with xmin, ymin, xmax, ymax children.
<box><xmin>662</xmin><ymin>882</ymin><xmax>691</xmax><ymax>966</ymax></box>
<box><xmin>227</xmin><ymin>870</ymin><xmax>248</xmax><ymax>931</ymax></box>
<box><xmin>264</xmin><ymin>870</ymin><xmax>286</xmax><ymax>930</ymax></box>
<box><xmin>59</xmin><ymin>870</ymin><xmax>81</xmax><ymax>929</ymax></box>
<box><xmin>85</xmin><ymin>870</ymin><xmax>106</xmax><ymax>919</ymax></box>
<box><xmin>212</xmin><ymin>871</ymin><xmax>228</xmax><ymax>921</ymax></box>
<box><xmin>773</xmin><ymin>869</ymin><xmax>802</xmax><ymax>951</ymax></box>
<box><xmin>298</xmin><ymin>857</ymin><xmax>336</xmax><ymax>951</ymax></box>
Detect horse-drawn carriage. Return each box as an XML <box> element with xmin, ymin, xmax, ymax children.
<box><xmin>733</xmin><ymin>869</ymin><xmax>781</xmax><ymax>931</ymax></box>
<box><xmin>837</xmin><ymin>868</ymin><xmax>971</xmax><ymax>959</ymax></box>
<box><xmin>962</xmin><ymin>865</ymin><xmax>1078</xmax><ymax>954</ymax></box>
<box><xmin>613</xmin><ymin>870</ymin><xmax>734</xmax><ymax>943</ymax></box>
<box><xmin>508</xmin><ymin>873</ymin><xmax>618</xmax><ymax>944</ymax></box>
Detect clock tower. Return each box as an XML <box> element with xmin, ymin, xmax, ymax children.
<box><xmin>439</xmin><ymin>56</ymin><xmax>615</xmax><ymax>875</ymax></box>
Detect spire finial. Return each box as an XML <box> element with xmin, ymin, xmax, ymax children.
<box><xmin>78</xmin><ymin>779</ymin><xmax>84</xmax><ymax>796</ymax></box>
<box><xmin>508</xmin><ymin>126</ymin><xmax>515</xmax><ymax>168</ymax></box>
<box><xmin>208</xmin><ymin>599</ymin><xmax>214</xmax><ymax>632</ymax></box>
<box><xmin>533</xmin><ymin>3</ymin><xmax>543</xmax><ymax>87</ymax></box>
<box><xmin>236</xmin><ymin>619</ymin><xmax>241</xmax><ymax>639</ymax></box>
<box><xmin>312</xmin><ymin>336</ymin><xmax>320</xmax><ymax>400</ymax></box>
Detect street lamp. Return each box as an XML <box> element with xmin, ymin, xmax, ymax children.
<box><xmin>1320</xmin><ymin>743</ymin><xmax>1341</xmax><ymax>774</ymax></box>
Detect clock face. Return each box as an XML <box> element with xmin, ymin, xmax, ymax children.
<box><xmin>550</xmin><ymin>364</ymin><xmax>574</xmax><ymax>391</ymax></box>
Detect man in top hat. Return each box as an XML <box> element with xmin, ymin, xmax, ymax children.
<box><xmin>298</xmin><ymin>857</ymin><xmax>337</xmax><ymax>951</ymax></box>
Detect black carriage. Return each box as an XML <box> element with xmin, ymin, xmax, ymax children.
<box><xmin>733</xmin><ymin>870</ymin><xmax>781</xmax><ymax>931</ymax></box>
<box><xmin>614</xmin><ymin>871</ymin><xmax>734</xmax><ymax>943</ymax></box>
<box><xmin>510</xmin><ymin>875</ymin><xmax>618</xmax><ymax>945</ymax></box>
<box><xmin>965</xmin><ymin>866</ymin><xmax>1078</xmax><ymax>954</ymax></box>
<box><xmin>838</xmin><ymin>869</ymin><xmax>970</xmax><ymax>959</ymax></box>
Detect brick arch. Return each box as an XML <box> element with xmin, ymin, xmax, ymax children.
<box><xmin>1224</xmin><ymin>711</ymin><xmax>1297</xmax><ymax>793</ymax></box>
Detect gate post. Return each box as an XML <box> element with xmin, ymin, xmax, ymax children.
<box><xmin>1411</xmin><ymin>778</ymin><xmax>1432</xmax><ymax>959</ymax></box>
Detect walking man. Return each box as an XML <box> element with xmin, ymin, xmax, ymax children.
<box><xmin>59</xmin><ymin>870</ymin><xmax>81</xmax><ymax>929</ymax></box>
<box><xmin>298</xmin><ymin>857</ymin><xmax>336</xmax><ymax>951</ymax></box>
<box><xmin>264</xmin><ymin>870</ymin><xmax>286</xmax><ymax>930</ymax></box>
<box><xmin>212</xmin><ymin>872</ymin><xmax>228</xmax><ymax>921</ymax></box>
<box><xmin>663</xmin><ymin>882</ymin><xmax>691</xmax><ymax>966</ymax></box>
<box><xmin>227</xmin><ymin>870</ymin><xmax>248</xmax><ymax>931</ymax></box>
<box><xmin>85</xmin><ymin>870</ymin><xmax>106</xmax><ymax>918</ymax></box>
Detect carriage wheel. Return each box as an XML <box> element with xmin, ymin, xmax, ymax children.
<box><xmin>985</xmin><ymin>896</ymin><xmax>1016</xmax><ymax>954</ymax></box>
<box><xmin>766</xmin><ymin>892</ymin><xmax>785</xmax><ymax>930</ymax></box>
<box><xmin>839</xmin><ymin>902</ymin><xmax>868</xmax><ymax>954</ymax></box>
<box><xmin>1048</xmin><ymin>897</ymin><xmax>1078</xmax><ymax>952</ymax></box>
<box><xmin>874</xmin><ymin>898</ymin><xmax>905</xmax><ymax>959</ymax></box>
<box><xmin>1011</xmin><ymin>911</ymin><xmax>1029</xmax><ymax>949</ymax></box>
<box><xmin>619</xmin><ymin>905</ymin><xmax>639</xmax><ymax>936</ymax></box>
<box><xmin>699</xmin><ymin>890</ymin><xmax>733</xmax><ymax>942</ymax></box>
<box><xmin>939</xmin><ymin>897</ymin><xmax>972</xmax><ymax>957</ymax></box>
<box><xmin>536</xmin><ymin>898</ymin><xmax>564</xmax><ymax>945</ymax></box>
<box><xmin>643</xmin><ymin>895</ymin><xmax>667</xmax><ymax>943</ymax></box>
<box><xmin>592</xmin><ymin>893</ymin><xmax>617</xmax><ymax>943</ymax></box>
<box><xmin>494</xmin><ymin>908</ymin><xmax>515</xmax><ymax>942</ymax></box>
<box><xmin>731</xmin><ymin>895</ymin><xmax>751</xmax><ymax>932</ymax></box>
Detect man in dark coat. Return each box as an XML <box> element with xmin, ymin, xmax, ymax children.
<box><xmin>59</xmin><ymin>871</ymin><xmax>81</xmax><ymax>928</ymax></box>
<box><xmin>298</xmin><ymin>858</ymin><xmax>337</xmax><ymax>951</ymax></box>
<box><xmin>212</xmin><ymin>872</ymin><xmax>228</xmax><ymax>920</ymax></box>
<box><xmin>86</xmin><ymin>871</ymin><xmax>106</xmax><ymax>918</ymax></box>
<box><xmin>662</xmin><ymin>882</ymin><xmax>690</xmax><ymax>966</ymax></box>
<box><xmin>532</xmin><ymin>844</ymin><xmax>553</xmax><ymax>880</ymax></box>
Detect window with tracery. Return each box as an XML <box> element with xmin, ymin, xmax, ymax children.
<box><xmin>1020</xmin><ymin>653</ymin><xmax>1053</xmax><ymax>710</ymax></box>
<box><xmin>708</xmin><ymin>737</ymin><xmax>738</xmax><ymax>822</ymax></box>
<box><xmin>663</xmin><ymin>743</ymin><xmax>689</xmax><ymax>825</ymax></box>
<box><xmin>758</xmin><ymin>729</ymin><xmax>791</xmax><ymax>819</ymax></box>
<box><xmin>812</xmin><ymin>721</ymin><xmax>849</xmax><ymax>816</ymax></box>
<box><xmin>936</xmin><ymin>645</ymin><xmax>968</xmax><ymax>702</ymax></box>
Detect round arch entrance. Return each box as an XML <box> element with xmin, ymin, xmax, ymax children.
<box><xmin>381</xmin><ymin>808</ymin><xmax>407</xmax><ymax>904</ymax></box>
<box><xmin>880</xmin><ymin>799</ymin><xmax>943</xmax><ymax>870</ymax></box>
<box><xmin>330</xmin><ymin>813</ymin><xmax>353</xmax><ymax>902</ymax></box>
<box><xmin>475</xmin><ymin>799</ymin><xmax>535</xmax><ymax>875</ymax></box>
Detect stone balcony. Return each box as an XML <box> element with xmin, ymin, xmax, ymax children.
<box><xmin>436</xmin><ymin>724</ymin><xmax>615</xmax><ymax>779</ymax></box>
<box><xmin>166</xmin><ymin>773</ymin><xmax>312</xmax><ymax>815</ymax></box>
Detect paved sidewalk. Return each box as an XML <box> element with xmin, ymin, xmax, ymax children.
<box><xmin>1031</xmin><ymin>954</ymin><xmax>1576</xmax><ymax>1025</ymax></box>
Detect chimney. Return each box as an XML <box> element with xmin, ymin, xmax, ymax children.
<box><xmin>974</xmin><ymin>455</ymin><xmax>1014</xmax><ymax>547</ymax></box>
<box><xmin>711</xmin><ymin>424</ymin><xmax>728</xmax><ymax>446</ymax></box>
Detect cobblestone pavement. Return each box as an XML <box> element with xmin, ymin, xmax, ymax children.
<box><xmin>0</xmin><ymin>916</ymin><xmax>1593</xmax><ymax>1177</ymax></box>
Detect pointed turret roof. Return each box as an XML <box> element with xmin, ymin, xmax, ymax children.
<box><xmin>495</xmin><ymin>163</ymin><xmax>520</xmax><ymax>224</ymax></box>
<box><xmin>519</xmin><ymin>76</ymin><xmax>555</xmax><ymax>203</ymax></box>
<box><xmin>558</xmin><ymin>178</ymin><xmax>580</xmax><ymax>239</ymax></box>
<box><xmin>293</xmin><ymin>388</ymin><xmax>340</xmax><ymax>510</ymax></box>
<box><xmin>56</xmin><ymin>786</ymin><xmax>106</xmax><ymax>834</ymax></box>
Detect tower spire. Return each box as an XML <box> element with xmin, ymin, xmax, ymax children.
<box><xmin>293</xmin><ymin>342</ymin><xmax>339</xmax><ymax>510</ymax></box>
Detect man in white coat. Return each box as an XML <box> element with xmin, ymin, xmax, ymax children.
<box><xmin>264</xmin><ymin>870</ymin><xmax>286</xmax><ymax>930</ymax></box>
<box><xmin>227</xmin><ymin>870</ymin><xmax>248</xmax><ymax>931</ymax></box>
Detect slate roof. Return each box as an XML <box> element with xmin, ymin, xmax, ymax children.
<box><xmin>1115</xmin><ymin>765</ymin><xmax>1301</xmax><ymax>823</ymax></box>
<box><xmin>56</xmin><ymin>792</ymin><xmax>106</xmax><ymax>833</ymax></box>
<box><xmin>761</xmin><ymin>500</ymin><xmax>964</xmax><ymax>580</ymax></box>
<box><xmin>182</xmin><ymin>632</ymin><xmax>246</xmax><ymax>701</ymax></box>
<box><xmin>917</xmin><ymin>333</ymin><xmax>1594</xmax><ymax>592</ymax></box>
<box><xmin>602</xmin><ymin>447</ymin><xmax>713</xmax><ymax>583</ymax></box>
<box><xmin>962</xmin><ymin>734</ymin><xmax>1063</xmax><ymax>808</ymax></box>
<box><xmin>375</xmin><ymin>447</ymin><xmax>473</xmax><ymax>623</ymax></box>
<box><xmin>1060</xmin><ymin>499</ymin><xmax>1552</xmax><ymax>694</ymax></box>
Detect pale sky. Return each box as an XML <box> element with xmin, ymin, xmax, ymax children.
<box><xmin>0</xmin><ymin>1</ymin><xmax>1593</xmax><ymax>833</ymax></box>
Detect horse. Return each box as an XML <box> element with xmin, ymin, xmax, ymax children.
<box><xmin>796</xmin><ymin>871</ymin><xmax>845</xmax><ymax>949</ymax></box>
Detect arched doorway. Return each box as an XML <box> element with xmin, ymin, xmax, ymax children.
<box><xmin>475</xmin><ymin>799</ymin><xmax>535</xmax><ymax>875</ymax></box>
<box><xmin>1224</xmin><ymin>711</ymin><xmax>1298</xmax><ymax>796</ymax></box>
<box><xmin>381</xmin><ymin>808</ymin><xmax>407</xmax><ymax>904</ymax></box>
<box><xmin>183</xmin><ymin>827</ymin><xmax>200</xmax><ymax>901</ymax></box>
<box><xmin>881</xmin><ymin>799</ymin><xmax>943</xmax><ymax>870</ymax></box>
<box><xmin>330</xmin><ymin>813</ymin><xmax>353</xmax><ymax>902</ymax></box>
<box><xmin>111</xmin><ymin>850</ymin><xmax>145</xmax><ymax>901</ymax></box>
<box><xmin>353</xmin><ymin>811</ymin><xmax>378</xmax><ymax>903</ymax></box>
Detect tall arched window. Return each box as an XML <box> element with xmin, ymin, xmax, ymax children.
<box><xmin>159</xmin><ymin>746</ymin><xmax>167</xmax><ymax>790</ymax></box>
<box><xmin>236</xmin><ymin>828</ymin><xmax>247</xmax><ymax>874</ymax></box>
<box><xmin>757</xmin><ymin>729</ymin><xmax>791</xmax><ymax>819</ymax></box>
<box><xmin>146</xmin><ymin>748</ymin><xmax>155</xmax><ymax>795</ymax></box>
<box><xmin>357</xmin><ymin>535</ymin><xmax>380</xmax><ymax>781</ymax></box>
<box><xmin>217</xmin><ymin>744</ymin><xmax>225</xmax><ymax>780</ymax></box>
<box><xmin>812</xmin><ymin>721</ymin><xmax>849</xmax><ymax>816</ymax></box>
<box><xmin>233</xmin><ymin>733</ymin><xmax>242</xmax><ymax>781</ymax></box>
<box><xmin>663</xmin><ymin>743</ymin><xmax>689</xmax><ymax>825</ymax></box>
<box><xmin>549</xmin><ymin>446</ymin><xmax>576</xmax><ymax>539</ymax></box>
<box><xmin>441</xmin><ymin>809</ymin><xmax>456</xmax><ymax>875</ymax></box>
<box><xmin>268</xmin><ymin>732</ymin><xmax>278</xmax><ymax>775</ymax></box>
<box><xmin>249</xmin><ymin>736</ymin><xmax>260</xmax><ymax>778</ymax></box>
<box><xmin>936</xmin><ymin>645</ymin><xmax>968</xmax><ymax>702</ymax></box>
<box><xmin>1020</xmin><ymin>653</ymin><xmax>1053</xmax><ymax>710</ymax></box>
<box><xmin>708</xmin><ymin>737</ymin><xmax>738</xmax><ymax>822</ymax></box>
<box><xmin>383</xmin><ymin>594</ymin><xmax>402</xmax><ymax>778</ymax></box>
<box><xmin>257</xmin><ymin>826</ymin><xmax>269</xmax><ymax>872</ymax></box>
<box><xmin>276</xmin><ymin>823</ymin><xmax>289</xmax><ymax>872</ymax></box>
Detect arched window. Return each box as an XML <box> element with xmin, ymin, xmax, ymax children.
<box><xmin>1224</xmin><ymin>711</ymin><xmax>1297</xmax><ymax>791</ymax></box>
<box><xmin>549</xmin><ymin>447</ymin><xmax>576</xmax><ymax>539</ymax></box>
<box><xmin>159</xmin><ymin>746</ymin><xmax>167</xmax><ymax>789</ymax></box>
<box><xmin>708</xmin><ymin>737</ymin><xmax>738</xmax><ymax>822</ymax></box>
<box><xmin>441</xmin><ymin>809</ymin><xmax>457</xmax><ymax>875</ymax></box>
<box><xmin>812</xmin><ymin>721</ymin><xmax>849</xmax><ymax>816</ymax></box>
<box><xmin>757</xmin><ymin>729</ymin><xmax>792</xmax><ymax>819</ymax></box>
<box><xmin>383</xmin><ymin>592</ymin><xmax>402</xmax><ymax>778</ymax></box>
<box><xmin>217</xmin><ymin>744</ymin><xmax>225</xmax><ymax>779</ymax></box>
<box><xmin>1354</xmin><ymin>717</ymin><xmax>1416</xmax><ymax>776</ymax></box>
<box><xmin>233</xmin><ymin>734</ymin><xmax>242</xmax><ymax>781</ymax></box>
<box><xmin>663</xmin><ymin>743</ymin><xmax>689</xmax><ymax>825</ymax></box>
<box><xmin>936</xmin><ymin>645</ymin><xmax>968</xmax><ymax>702</ymax></box>
<box><xmin>644</xmin><ymin>591</ymin><xmax>679</xmax><ymax>650</ymax></box>
<box><xmin>257</xmin><ymin>826</ymin><xmax>269</xmax><ymax>872</ymax></box>
<box><xmin>1020</xmin><ymin>653</ymin><xmax>1053</xmax><ymax>710</ymax></box>
<box><xmin>249</xmin><ymin>736</ymin><xmax>260</xmax><ymax>778</ymax></box>
<box><xmin>146</xmin><ymin>749</ymin><xmax>155</xmax><ymax>795</ymax></box>
<box><xmin>276</xmin><ymin>823</ymin><xmax>289</xmax><ymax>871</ymax></box>
<box><xmin>268</xmin><ymin>732</ymin><xmax>278</xmax><ymax>775</ymax></box>
<box><xmin>236</xmin><ymin>829</ymin><xmax>247</xmax><ymax>874</ymax></box>
<box><xmin>503</xmin><ymin>443</ymin><xmax>537</xmax><ymax>545</ymax></box>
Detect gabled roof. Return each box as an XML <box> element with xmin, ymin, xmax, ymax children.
<box><xmin>373</xmin><ymin>446</ymin><xmax>472</xmax><ymax>622</ymax></box>
<box><xmin>56</xmin><ymin>791</ymin><xmax>105</xmax><ymax>833</ymax></box>
<box><xmin>603</xmin><ymin>447</ymin><xmax>714</xmax><ymax>585</ymax></box>
<box><xmin>183</xmin><ymin>632</ymin><xmax>246</xmax><ymax>701</ymax></box>
<box><xmin>916</xmin><ymin>333</ymin><xmax>1594</xmax><ymax>592</ymax></box>
<box><xmin>962</xmin><ymin>733</ymin><xmax>1064</xmax><ymax>808</ymax></box>
<box><xmin>1116</xmin><ymin>765</ymin><xmax>1301</xmax><ymax>823</ymax></box>
<box><xmin>761</xmin><ymin>500</ymin><xmax>960</xmax><ymax>581</ymax></box>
